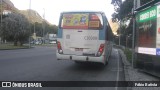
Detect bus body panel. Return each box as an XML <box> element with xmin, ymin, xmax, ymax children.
<box><xmin>62</xmin><ymin>29</ymin><xmax>99</xmax><ymax>56</ymax></box>
<box><xmin>57</xmin><ymin>38</ymin><xmax>106</xmax><ymax>64</ymax></box>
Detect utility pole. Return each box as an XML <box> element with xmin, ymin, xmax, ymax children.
<box><xmin>28</xmin><ymin>0</ymin><xmax>31</xmax><ymax>48</ymax></box>
<box><xmin>42</xmin><ymin>8</ymin><xmax>45</xmax><ymax>44</ymax></box>
<box><xmin>33</xmin><ymin>22</ymin><xmax>36</xmax><ymax>39</ymax></box>
<box><xmin>132</xmin><ymin>0</ymin><xmax>140</xmax><ymax>68</ymax></box>
<box><xmin>0</xmin><ymin>0</ymin><xmax>2</xmax><ymax>44</ymax></box>
<box><xmin>126</xmin><ymin>36</ymin><xmax>128</xmax><ymax>48</ymax></box>
<box><xmin>34</xmin><ymin>23</ymin><xmax>35</xmax><ymax>34</ymax></box>
<box><xmin>131</xmin><ymin>0</ymin><xmax>136</xmax><ymax>68</ymax></box>
<box><xmin>119</xmin><ymin>20</ymin><xmax>121</xmax><ymax>46</ymax></box>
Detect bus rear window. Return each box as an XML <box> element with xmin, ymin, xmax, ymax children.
<box><xmin>60</xmin><ymin>13</ymin><xmax>103</xmax><ymax>30</ymax></box>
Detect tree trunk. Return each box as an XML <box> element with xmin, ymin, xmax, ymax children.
<box><xmin>14</xmin><ymin>41</ymin><xmax>18</xmax><ymax>46</ymax></box>
<box><xmin>2</xmin><ymin>39</ymin><xmax>5</xmax><ymax>44</ymax></box>
<box><xmin>20</xmin><ymin>42</ymin><xmax>23</xmax><ymax>46</ymax></box>
<box><xmin>17</xmin><ymin>41</ymin><xmax>23</xmax><ymax>46</ymax></box>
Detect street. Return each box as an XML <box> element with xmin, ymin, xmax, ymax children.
<box><xmin>0</xmin><ymin>46</ymin><xmax>126</xmax><ymax>90</ymax></box>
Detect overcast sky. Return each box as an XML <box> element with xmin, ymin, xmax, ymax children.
<box><xmin>10</xmin><ymin>0</ymin><xmax>114</xmax><ymax>25</ymax></box>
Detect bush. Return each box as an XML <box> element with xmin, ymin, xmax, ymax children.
<box><xmin>124</xmin><ymin>48</ymin><xmax>132</xmax><ymax>63</ymax></box>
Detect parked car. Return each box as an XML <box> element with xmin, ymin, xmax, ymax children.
<box><xmin>30</xmin><ymin>41</ymin><xmax>35</xmax><ymax>44</ymax></box>
<box><xmin>49</xmin><ymin>41</ymin><xmax>56</xmax><ymax>44</ymax></box>
<box><xmin>35</xmin><ymin>40</ymin><xmax>42</xmax><ymax>45</ymax></box>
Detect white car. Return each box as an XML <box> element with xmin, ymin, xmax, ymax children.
<box><xmin>49</xmin><ymin>41</ymin><xmax>57</xmax><ymax>44</ymax></box>
<box><xmin>35</xmin><ymin>41</ymin><xmax>42</xmax><ymax>45</ymax></box>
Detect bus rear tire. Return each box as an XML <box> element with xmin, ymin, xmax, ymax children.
<box><xmin>105</xmin><ymin>61</ymin><xmax>108</xmax><ymax>65</ymax></box>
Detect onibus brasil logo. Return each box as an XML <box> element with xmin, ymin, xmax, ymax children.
<box><xmin>1</xmin><ymin>82</ymin><xmax>42</xmax><ymax>87</ymax></box>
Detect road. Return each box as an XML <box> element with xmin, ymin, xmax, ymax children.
<box><xmin>0</xmin><ymin>46</ymin><xmax>126</xmax><ymax>90</ymax></box>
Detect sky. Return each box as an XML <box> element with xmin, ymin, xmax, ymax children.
<box><xmin>10</xmin><ymin>0</ymin><xmax>115</xmax><ymax>25</ymax></box>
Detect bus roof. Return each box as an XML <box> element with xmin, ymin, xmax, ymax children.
<box><xmin>61</xmin><ymin>11</ymin><xmax>104</xmax><ymax>14</ymax></box>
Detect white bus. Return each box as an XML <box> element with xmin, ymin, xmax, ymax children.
<box><xmin>56</xmin><ymin>11</ymin><xmax>113</xmax><ymax>65</ymax></box>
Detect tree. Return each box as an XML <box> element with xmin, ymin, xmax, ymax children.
<box><xmin>111</xmin><ymin>0</ymin><xmax>151</xmax><ymax>22</ymax></box>
<box><xmin>30</xmin><ymin>22</ymin><xmax>43</xmax><ymax>37</ymax></box>
<box><xmin>44</xmin><ymin>24</ymin><xmax>58</xmax><ymax>34</ymax></box>
<box><xmin>30</xmin><ymin>22</ymin><xmax>58</xmax><ymax>37</ymax></box>
<box><xmin>111</xmin><ymin>0</ymin><xmax>152</xmax><ymax>47</ymax></box>
<box><xmin>1</xmin><ymin>12</ymin><xmax>30</xmax><ymax>46</ymax></box>
<box><xmin>111</xmin><ymin>0</ymin><xmax>133</xmax><ymax>22</ymax></box>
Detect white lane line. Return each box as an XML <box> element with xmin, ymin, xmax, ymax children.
<box><xmin>115</xmin><ymin>49</ymin><xmax>120</xmax><ymax>90</ymax></box>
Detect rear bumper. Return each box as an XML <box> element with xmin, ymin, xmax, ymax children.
<box><xmin>56</xmin><ymin>52</ymin><xmax>105</xmax><ymax>64</ymax></box>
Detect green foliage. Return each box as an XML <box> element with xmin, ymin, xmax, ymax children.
<box><xmin>124</xmin><ymin>48</ymin><xmax>132</xmax><ymax>62</ymax></box>
<box><xmin>30</xmin><ymin>22</ymin><xmax>58</xmax><ymax>37</ymax></box>
<box><xmin>111</xmin><ymin>0</ymin><xmax>122</xmax><ymax>7</ymax></box>
<box><xmin>111</xmin><ymin>0</ymin><xmax>151</xmax><ymax>22</ymax></box>
<box><xmin>0</xmin><ymin>12</ymin><xmax>30</xmax><ymax>46</ymax></box>
<box><xmin>111</xmin><ymin>0</ymin><xmax>133</xmax><ymax>22</ymax></box>
<box><xmin>111</xmin><ymin>0</ymin><xmax>151</xmax><ymax>47</ymax></box>
<box><xmin>44</xmin><ymin>23</ymin><xmax>58</xmax><ymax>34</ymax></box>
<box><xmin>0</xmin><ymin>44</ymin><xmax>29</xmax><ymax>50</ymax></box>
<box><xmin>30</xmin><ymin>22</ymin><xmax>43</xmax><ymax>37</ymax></box>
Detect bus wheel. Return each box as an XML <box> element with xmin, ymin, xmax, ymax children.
<box><xmin>105</xmin><ymin>61</ymin><xmax>108</xmax><ymax>65</ymax></box>
<box><xmin>105</xmin><ymin>55</ymin><xmax>110</xmax><ymax>65</ymax></box>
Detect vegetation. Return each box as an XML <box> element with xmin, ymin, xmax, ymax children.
<box><xmin>19</xmin><ymin>10</ymin><xmax>58</xmax><ymax>37</ymax></box>
<box><xmin>123</xmin><ymin>48</ymin><xmax>132</xmax><ymax>62</ymax></box>
<box><xmin>0</xmin><ymin>0</ymin><xmax>58</xmax><ymax>47</ymax></box>
<box><xmin>0</xmin><ymin>12</ymin><xmax>30</xmax><ymax>46</ymax></box>
<box><xmin>30</xmin><ymin>22</ymin><xmax>58</xmax><ymax>37</ymax></box>
<box><xmin>111</xmin><ymin>0</ymin><xmax>151</xmax><ymax>47</ymax></box>
<box><xmin>0</xmin><ymin>44</ymin><xmax>29</xmax><ymax>50</ymax></box>
<box><xmin>0</xmin><ymin>12</ymin><xmax>58</xmax><ymax>46</ymax></box>
<box><xmin>111</xmin><ymin>0</ymin><xmax>151</xmax><ymax>22</ymax></box>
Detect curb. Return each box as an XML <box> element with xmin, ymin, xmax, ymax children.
<box><xmin>0</xmin><ymin>47</ymin><xmax>34</xmax><ymax>50</ymax></box>
<box><xmin>118</xmin><ymin>49</ymin><xmax>132</xmax><ymax>90</ymax></box>
<box><xmin>117</xmin><ymin>47</ymin><xmax>160</xmax><ymax>90</ymax></box>
<box><xmin>32</xmin><ymin>44</ymin><xmax>57</xmax><ymax>47</ymax></box>
<box><xmin>118</xmin><ymin>49</ymin><xmax>130</xmax><ymax>81</ymax></box>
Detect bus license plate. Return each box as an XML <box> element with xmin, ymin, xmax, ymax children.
<box><xmin>75</xmin><ymin>48</ymin><xmax>83</xmax><ymax>51</ymax></box>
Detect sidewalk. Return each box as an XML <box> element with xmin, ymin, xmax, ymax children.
<box><xmin>118</xmin><ymin>49</ymin><xmax>160</xmax><ymax>90</ymax></box>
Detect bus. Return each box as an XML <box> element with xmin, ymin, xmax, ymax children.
<box><xmin>56</xmin><ymin>11</ymin><xmax>113</xmax><ymax>65</ymax></box>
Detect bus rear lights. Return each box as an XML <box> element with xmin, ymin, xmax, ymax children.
<box><xmin>97</xmin><ymin>44</ymin><xmax>104</xmax><ymax>56</ymax></box>
<box><xmin>57</xmin><ymin>41</ymin><xmax>62</xmax><ymax>49</ymax></box>
<box><xmin>57</xmin><ymin>41</ymin><xmax>63</xmax><ymax>54</ymax></box>
<box><xmin>158</xmin><ymin>28</ymin><xmax>160</xmax><ymax>34</ymax></box>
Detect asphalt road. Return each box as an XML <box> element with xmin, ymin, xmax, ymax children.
<box><xmin>0</xmin><ymin>46</ymin><xmax>126</xmax><ymax>90</ymax></box>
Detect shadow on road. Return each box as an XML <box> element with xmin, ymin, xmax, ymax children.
<box><xmin>65</xmin><ymin>62</ymin><xmax>108</xmax><ymax>72</ymax></box>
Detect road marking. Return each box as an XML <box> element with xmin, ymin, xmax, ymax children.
<box><xmin>115</xmin><ymin>49</ymin><xmax>120</xmax><ymax>90</ymax></box>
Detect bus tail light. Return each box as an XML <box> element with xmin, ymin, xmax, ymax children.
<box><xmin>97</xmin><ymin>44</ymin><xmax>104</xmax><ymax>56</ymax></box>
<box><xmin>158</xmin><ymin>28</ymin><xmax>160</xmax><ymax>34</ymax></box>
<box><xmin>57</xmin><ymin>41</ymin><xmax>63</xmax><ymax>54</ymax></box>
